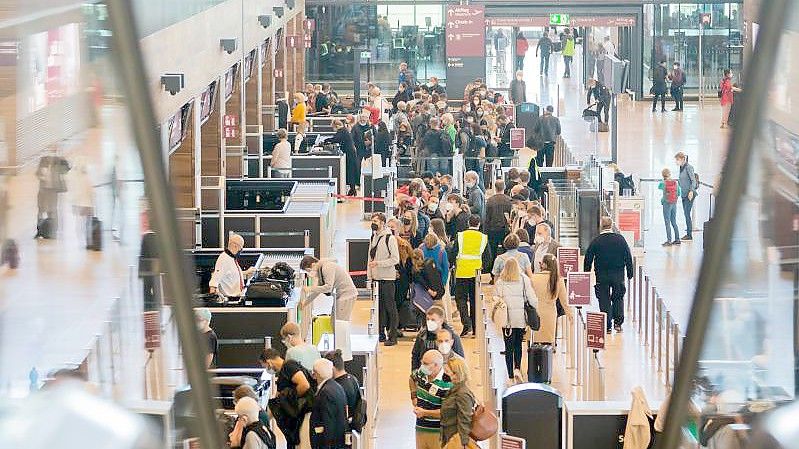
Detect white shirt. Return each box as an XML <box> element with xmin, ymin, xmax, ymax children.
<box><xmin>209</xmin><ymin>250</ymin><xmax>244</xmax><ymax>297</ymax></box>
<box><xmin>272</xmin><ymin>140</ymin><xmax>292</xmax><ymax>169</ymax></box>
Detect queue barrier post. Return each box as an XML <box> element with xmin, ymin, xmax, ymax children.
<box><xmin>642</xmin><ymin>276</ymin><xmax>649</xmax><ymax>337</ymax></box>
<box><xmin>665</xmin><ymin>313</ymin><xmax>672</xmax><ymax>387</ymax></box>
<box><xmin>637</xmin><ymin>264</ymin><xmax>643</xmax><ymax>326</ymax></box>
<box><xmin>649</xmin><ymin>286</ymin><xmax>656</xmax><ymax>350</ymax></box>
<box><xmin>656</xmin><ymin>296</ymin><xmax>663</xmax><ymax>366</ymax></box>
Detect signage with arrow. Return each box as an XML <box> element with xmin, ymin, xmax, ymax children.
<box><xmin>445</xmin><ymin>5</ymin><xmax>485</xmax><ymax>58</ymax></box>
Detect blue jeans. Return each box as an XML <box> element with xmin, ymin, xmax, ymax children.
<box><xmin>662</xmin><ymin>202</ymin><xmax>679</xmax><ymax>242</ymax></box>
<box><xmin>681</xmin><ymin>196</ymin><xmax>695</xmax><ymax>237</ymax></box>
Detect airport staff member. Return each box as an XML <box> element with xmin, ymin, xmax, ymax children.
<box><xmin>583</xmin><ymin>217</ymin><xmax>634</xmax><ymax>334</ymax></box>
<box><xmin>209</xmin><ymin>232</ymin><xmax>255</xmax><ymax>299</ymax></box>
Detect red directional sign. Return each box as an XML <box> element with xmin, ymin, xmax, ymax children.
<box><xmin>510</xmin><ymin>128</ymin><xmax>525</xmax><ymax>150</ymax></box>
<box><xmin>445</xmin><ymin>5</ymin><xmax>485</xmax><ymax>58</ymax></box>
<box><xmin>567</xmin><ymin>271</ymin><xmax>591</xmax><ymax>306</ymax></box>
<box><xmin>586</xmin><ymin>312</ymin><xmax>607</xmax><ymax>350</ymax></box>
<box><xmin>557</xmin><ymin>247</ymin><xmax>580</xmax><ymax>278</ymax></box>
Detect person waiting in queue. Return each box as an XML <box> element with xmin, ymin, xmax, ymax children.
<box><xmin>324</xmin><ymin>349</ymin><xmax>365</xmax><ymax>445</ymax></box>
<box><xmin>209</xmin><ymin>232</ymin><xmax>255</xmax><ymax>299</ymax></box>
<box><xmin>259</xmin><ymin>348</ymin><xmax>313</xmax><ymax>449</ymax></box>
<box><xmin>310</xmin><ymin>358</ymin><xmax>349</xmax><ymax>449</ymax></box>
<box><xmin>194</xmin><ymin>307</ymin><xmax>217</xmax><ymax>368</ymax></box>
<box><xmin>367</xmin><ymin>212</ymin><xmax>401</xmax><ymax>346</ymax></box>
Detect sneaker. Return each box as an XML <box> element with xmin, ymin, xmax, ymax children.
<box><xmin>681</xmin><ymin>235</ymin><xmax>693</xmax><ymax>241</ymax></box>
<box><xmin>614</xmin><ymin>325</ymin><xmax>623</xmax><ymax>333</ymax></box>
<box><xmin>460</xmin><ymin>328</ymin><xmax>471</xmax><ymax>337</ymax></box>
<box><xmin>606</xmin><ymin>329</ymin><xmax>613</xmax><ymax>334</ymax></box>
<box><xmin>384</xmin><ymin>339</ymin><xmax>397</xmax><ymax>347</ymax></box>
<box><xmin>672</xmin><ymin>240</ymin><xmax>681</xmax><ymax>245</ymax></box>
<box><xmin>672</xmin><ymin>108</ymin><xmax>680</xmax><ymax>111</ymax></box>
<box><xmin>662</xmin><ymin>241</ymin><xmax>672</xmax><ymax>247</ymax></box>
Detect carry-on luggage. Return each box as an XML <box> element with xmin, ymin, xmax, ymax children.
<box><xmin>312</xmin><ymin>315</ymin><xmax>334</xmax><ymax>345</ymax></box>
<box><xmin>1</xmin><ymin>239</ymin><xmax>19</xmax><ymax>269</ymax></box>
<box><xmin>398</xmin><ymin>298</ymin><xmax>419</xmax><ymax>331</ymax></box>
<box><xmin>527</xmin><ymin>343</ymin><xmax>553</xmax><ymax>383</ymax></box>
<box><xmin>87</xmin><ymin>217</ymin><xmax>102</xmax><ymax>251</ymax></box>
<box><xmin>36</xmin><ymin>218</ymin><xmax>53</xmax><ymax>239</ymax></box>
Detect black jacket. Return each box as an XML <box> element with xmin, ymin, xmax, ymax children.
<box><xmin>310</xmin><ymin>380</ymin><xmax>349</xmax><ymax>449</ymax></box>
<box><xmin>415</xmin><ymin>258</ymin><xmax>445</xmax><ymax>300</ymax></box>
<box><xmin>410</xmin><ymin>322</ymin><xmax>465</xmax><ymax>370</ymax></box>
<box><xmin>583</xmin><ymin>231</ymin><xmax>634</xmax><ymax>279</ymax></box>
<box><xmin>351</xmin><ymin>123</ymin><xmax>374</xmax><ymax>159</ymax></box>
<box><xmin>375</xmin><ymin>130</ymin><xmax>392</xmax><ymax>161</ymax></box>
<box><xmin>446</xmin><ymin>210</ymin><xmax>470</xmax><ymax>240</ymax></box>
<box><xmin>325</xmin><ymin>128</ymin><xmax>355</xmax><ymax>156</ymax></box>
<box><xmin>485</xmin><ymin>193</ymin><xmax>512</xmax><ymax>232</ymax></box>
<box><xmin>537</xmin><ymin>114</ymin><xmax>561</xmax><ymax>142</ymax></box>
<box><xmin>509</xmin><ymin>79</ymin><xmax>526</xmax><ymax>105</ymax></box>
<box><xmin>587</xmin><ymin>83</ymin><xmax>611</xmax><ymax>104</ymax></box>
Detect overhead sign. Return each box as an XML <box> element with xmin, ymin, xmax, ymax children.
<box><xmin>567</xmin><ymin>271</ymin><xmax>591</xmax><ymax>306</ymax></box>
<box><xmin>510</xmin><ymin>128</ymin><xmax>526</xmax><ymax>150</ymax></box>
<box><xmin>445</xmin><ymin>5</ymin><xmax>485</xmax><ymax>58</ymax></box>
<box><xmin>586</xmin><ymin>312</ymin><xmax>607</xmax><ymax>350</ymax></box>
<box><xmin>549</xmin><ymin>13</ymin><xmax>570</xmax><ymax>26</ymax></box>
<box><xmin>570</xmin><ymin>16</ymin><xmax>637</xmax><ymax>27</ymax></box>
<box><xmin>143</xmin><ymin>311</ymin><xmax>161</xmax><ymax>351</ymax></box>
<box><xmin>286</xmin><ymin>35</ymin><xmax>300</xmax><ymax>49</ymax></box>
<box><xmin>223</xmin><ymin>114</ymin><xmax>239</xmax><ymax>139</ymax></box>
<box><xmin>556</xmin><ymin>247</ymin><xmax>580</xmax><ymax>277</ymax></box>
<box><xmin>500</xmin><ymin>433</ymin><xmax>526</xmax><ymax>449</ymax></box>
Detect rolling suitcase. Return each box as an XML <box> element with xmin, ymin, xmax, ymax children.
<box><xmin>527</xmin><ymin>343</ymin><xmax>553</xmax><ymax>383</ymax></box>
<box><xmin>36</xmin><ymin>218</ymin><xmax>53</xmax><ymax>239</ymax></box>
<box><xmin>398</xmin><ymin>298</ymin><xmax>419</xmax><ymax>331</ymax></box>
<box><xmin>1</xmin><ymin>239</ymin><xmax>19</xmax><ymax>269</ymax></box>
<box><xmin>87</xmin><ymin>217</ymin><xmax>102</xmax><ymax>251</ymax></box>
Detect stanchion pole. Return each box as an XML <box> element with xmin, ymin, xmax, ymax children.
<box><xmin>649</xmin><ymin>286</ymin><xmax>656</xmax><ymax>351</ymax></box>
<box><xmin>657</xmin><ymin>298</ymin><xmax>663</xmax><ymax>371</ymax></box>
<box><xmin>642</xmin><ymin>276</ymin><xmax>649</xmax><ymax>339</ymax></box>
<box><xmin>637</xmin><ymin>265</ymin><xmax>643</xmax><ymax>324</ymax></box>
<box><xmin>665</xmin><ymin>313</ymin><xmax>671</xmax><ymax>388</ymax></box>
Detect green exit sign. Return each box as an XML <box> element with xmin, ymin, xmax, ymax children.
<box><xmin>549</xmin><ymin>13</ymin><xmax>570</xmax><ymax>26</ymax></box>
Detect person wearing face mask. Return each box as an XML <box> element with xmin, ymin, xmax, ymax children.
<box><xmin>532</xmin><ymin>223</ymin><xmax>559</xmax><ymax>273</ymax></box>
<box><xmin>453</xmin><ymin>214</ymin><xmax>487</xmax><ymax>337</ymax></box>
<box><xmin>259</xmin><ymin>348</ymin><xmax>314</xmax><ymax>449</ymax></box>
<box><xmin>668</xmin><ymin>61</ymin><xmax>685</xmax><ymax>111</ymax></box>
<box><xmin>435</xmin><ymin>328</ymin><xmax>465</xmax><ymax>365</ymax></box>
<box><xmin>309</xmin><ymin>358</ymin><xmax>348</xmax><ymax>449</ymax></box>
<box><xmin>194</xmin><ymin>308</ymin><xmax>217</xmax><ymax>368</ymax></box>
<box><xmin>229</xmin><ymin>397</ymin><xmax>277</xmax><ymax>449</ymax></box>
<box><xmin>410</xmin><ymin>350</ymin><xmax>453</xmax><ymax>449</ymax></box>
<box><xmin>368</xmin><ymin>212</ymin><xmax>401</xmax><ymax>345</ymax></box>
<box><xmin>523</xmin><ymin>204</ymin><xmax>554</xmax><ymax>244</ymax></box>
<box><xmin>492</xmin><ymin>233</ymin><xmax>534</xmax><ymax>280</ymax></box>
<box><xmin>509</xmin><ymin>70</ymin><xmax>526</xmax><ymax>105</ymax></box>
<box><xmin>281</xmin><ymin>322</ymin><xmax>321</xmax><ymax>372</ymax></box>
<box><xmin>515</xmin><ymin>228</ymin><xmax>534</xmax><ymax>263</ymax></box>
<box><xmin>444</xmin><ymin>194</ymin><xmax>470</xmax><ymax>241</ymax></box>
<box><xmin>352</xmin><ymin>111</ymin><xmax>375</xmax><ymax>167</ymax></box>
<box><xmin>209</xmin><ymin>232</ymin><xmax>256</xmax><ymax>299</ymax></box>
<box><xmin>411</xmin><ymin>306</ymin><xmax>464</xmax><ymax>370</ymax></box>
<box><xmin>422</xmin><ymin>197</ymin><xmax>444</xmax><ymax>221</ymax></box>
<box><xmin>464</xmin><ymin>171</ymin><xmax>485</xmax><ymax>220</ymax></box>
<box><xmin>401</xmin><ymin>210</ymin><xmax>424</xmax><ymax>248</ymax></box>
<box><xmin>324</xmin><ymin>119</ymin><xmax>358</xmax><ymax>196</ymax></box>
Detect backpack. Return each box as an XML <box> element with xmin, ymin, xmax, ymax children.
<box><xmin>241</xmin><ymin>422</ymin><xmax>277</xmax><ymax>449</ymax></box>
<box><xmin>616</xmin><ymin>173</ymin><xmax>636</xmax><ymax>195</ymax></box>
<box><xmin>491</xmin><ymin>298</ymin><xmax>509</xmax><ymax>329</ymax></box>
<box><xmin>351</xmin><ymin>395</ymin><xmax>368</xmax><ymax>432</ymax></box>
<box><xmin>664</xmin><ymin>179</ymin><xmax>678</xmax><ymax>204</ymax></box>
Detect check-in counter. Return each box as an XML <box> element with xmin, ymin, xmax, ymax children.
<box><xmin>201</xmin><ymin>180</ymin><xmax>336</xmax><ymax>258</ymax></box>
<box><xmin>205</xmin><ymin>289</ymin><xmax>301</xmax><ymax>368</ymax></box>
<box><xmin>563</xmin><ymin>400</ymin><xmax>661</xmax><ymax>449</ymax></box>
<box><xmin>347</xmin><ymin>334</ymin><xmax>379</xmax><ymax>449</ymax></box>
<box><xmin>256</xmin><ymin>154</ymin><xmax>347</xmax><ymax>196</ymax></box>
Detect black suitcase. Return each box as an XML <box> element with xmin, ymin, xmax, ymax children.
<box><xmin>37</xmin><ymin>218</ymin><xmax>53</xmax><ymax>239</ymax></box>
<box><xmin>87</xmin><ymin>217</ymin><xmax>102</xmax><ymax>251</ymax></box>
<box><xmin>528</xmin><ymin>343</ymin><xmax>553</xmax><ymax>383</ymax></box>
<box><xmin>398</xmin><ymin>299</ymin><xmax>419</xmax><ymax>331</ymax></box>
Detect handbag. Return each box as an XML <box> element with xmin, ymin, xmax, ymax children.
<box><xmin>469</xmin><ymin>401</ymin><xmax>499</xmax><ymax>441</ymax></box>
<box><xmin>490</xmin><ymin>297</ymin><xmax>509</xmax><ymax>330</ymax></box>
<box><xmin>522</xmin><ymin>280</ymin><xmax>540</xmax><ymax>331</ymax></box>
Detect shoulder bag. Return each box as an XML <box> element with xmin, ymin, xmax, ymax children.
<box><xmin>469</xmin><ymin>394</ymin><xmax>499</xmax><ymax>441</ymax></box>
<box><xmin>522</xmin><ymin>279</ymin><xmax>540</xmax><ymax>331</ymax></box>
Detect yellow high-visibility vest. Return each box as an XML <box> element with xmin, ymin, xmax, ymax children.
<box><xmin>455</xmin><ymin>229</ymin><xmax>488</xmax><ymax>279</ymax></box>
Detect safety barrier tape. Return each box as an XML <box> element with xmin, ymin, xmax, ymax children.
<box><xmin>333</xmin><ymin>194</ymin><xmax>385</xmax><ymax>202</ymax></box>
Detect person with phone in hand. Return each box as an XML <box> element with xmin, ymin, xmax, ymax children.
<box><xmin>675</xmin><ymin>152</ymin><xmax>698</xmax><ymax>241</ymax></box>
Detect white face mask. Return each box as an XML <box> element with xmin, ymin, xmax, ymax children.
<box><xmin>438</xmin><ymin>341</ymin><xmax>452</xmax><ymax>355</ymax></box>
<box><xmin>428</xmin><ymin>202</ymin><xmax>439</xmax><ymax>213</ymax></box>
<box><xmin>444</xmin><ymin>202</ymin><xmax>454</xmax><ymax>213</ymax></box>
<box><xmin>426</xmin><ymin>320</ymin><xmax>440</xmax><ymax>332</ymax></box>
<box><xmin>465</xmin><ymin>181</ymin><xmax>475</xmax><ymax>189</ymax></box>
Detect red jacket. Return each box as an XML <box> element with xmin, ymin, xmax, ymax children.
<box><xmin>516</xmin><ymin>37</ymin><xmax>529</xmax><ymax>56</ymax></box>
<box><xmin>363</xmin><ymin>105</ymin><xmax>381</xmax><ymax>125</ymax></box>
<box><xmin>719</xmin><ymin>78</ymin><xmax>734</xmax><ymax>106</ymax></box>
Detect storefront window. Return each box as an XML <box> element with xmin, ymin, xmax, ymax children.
<box><xmin>643</xmin><ymin>2</ymin><xmax>743</xmax><ymax>95</ymax></box>
<box><xmin>305</xmin><ymin>2</ymin><xmax>446</xmax><ymax>92</ymax></box>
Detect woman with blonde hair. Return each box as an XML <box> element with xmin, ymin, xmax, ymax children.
<box><xmin>530</xmin><ymin>254</ymin><xmax>572</xmax><ymax>344</ymax></box>
<box><xmin>495</xmin><ymin>257</ymin><xmax>537</xmax><ymax>381</ymax></box>
<box><xmin>291</xmin><ymin>92</ymin><xmax>307</xmax><ymax>131</ymax></box>
<box><xmin>400</xmin><ymin>208</ymin><xmax>422</xmax><ymax>248</ymax></box>
<box><xmin>441</xmin><ymin>358</ymin><xmax>478</xmax><ymax>449</ymax></box>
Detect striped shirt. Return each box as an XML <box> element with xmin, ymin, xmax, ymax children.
<box><xmin>411</xmin><ymin>368</ymin><xmax>453</xmax><ymax>432</ymax></box>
